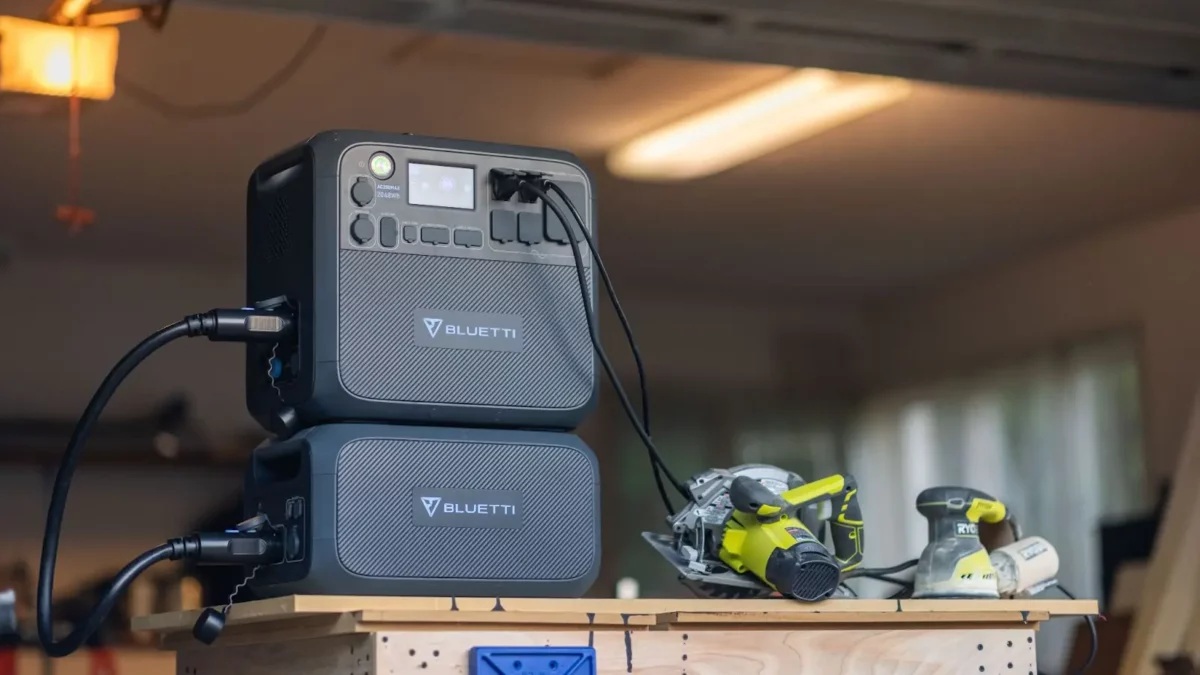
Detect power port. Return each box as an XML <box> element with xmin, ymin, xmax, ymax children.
<box><xmin>490</xmin><ymin>169</ymin><xmax>522</xmax><ymax>202</ymax></box>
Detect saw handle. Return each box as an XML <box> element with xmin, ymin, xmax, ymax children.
<box><xmin>828</xmin><ymin>476</ymin><xmax>864</xmax><ymax>572</ymax></box>
<box><xmin>778</xmin><ymin>474</ymin><xmax>866</xmax><ymax>573</ymax></box>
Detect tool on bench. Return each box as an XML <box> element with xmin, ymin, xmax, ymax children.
<box><xmin>912</xmin><ymin>486</ymin><xmax>1018</xmax><ymax>598</ymax></box>
<box><xmin>643</xmin><ymin>464</ymin><xmax>863</xmax><ymax>601</ymax></box>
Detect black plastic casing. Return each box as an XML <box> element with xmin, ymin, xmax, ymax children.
<box><xmin>245</xmin><ymin>130</ymin><xmax>598</xmax><ymax>434</ymax></box>
<box><xmin>243</xmin><ymin>423</ymin><xmax>601</xmax><ymax>598</ymax></box>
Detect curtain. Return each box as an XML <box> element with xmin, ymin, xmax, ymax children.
<box><xmin>847</xmin><ymin>337</ymin><xmax>1146</xmax><ymax>672</ymax></box>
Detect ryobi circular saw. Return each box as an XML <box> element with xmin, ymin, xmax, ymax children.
<box><xmin>642</xmin><ymin>464</ymin><xmax>864</xmax><ymax>601</ymax></box>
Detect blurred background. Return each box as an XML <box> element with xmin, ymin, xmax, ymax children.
<box><xmin>0</xmin><ymin>0</ymin><xmax>1198</xmax><ymax>672</ymax></box>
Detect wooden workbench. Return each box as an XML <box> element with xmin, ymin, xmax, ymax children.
<box><xmin>133</xmin><ymin>595</ymin><xmax>1098</xmax><ymax>674</ymax></box>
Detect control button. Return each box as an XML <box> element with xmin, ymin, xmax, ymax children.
<box><xmin>421</xmin><ymin>226</ymin><xmax>450</xmax><ymax>245</ymax></box>
<box><xmin>454</xmin><ymin>228</ymin><xmax>484</xmax><ymax>248</ymax></box>
<box><xmin>545</xmin><ymin>181</ymin><xmax>587</xmax><ymax>245</ymax></box>
<box><xmin>380</xmin><ymin>216</ymin><xmax>399</xmax><ymax>248</ymax></box>
<box><xmin>491</xmin><ymin>210</ymin><xmax>517</xmax><ymax>243</ymax></box>
<box><xmin>518</xmin><ymin>211</ymin><xmax>543</xmax><ymax>245</ymax></box>
<box><xmin>291</xmin><ymin>498</ymin><xmax>304</xmax><ymax>518</ymax></box>
<box><xmin>402</xmin><ymin>225</ymin><xmax>418</xmax><ymax>243</ymax></box>
<box><xmin>350</xmin><ymin>215</ymin><xmax>374</xmax><ymax>245</ymax></box>
<box><xmin>350</xmin><ymin>178</ymin><xmax>374</xmax><ymax>207</ymax></box>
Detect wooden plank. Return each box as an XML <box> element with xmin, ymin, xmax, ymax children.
<box><xmin>176</xmin><ymin>634</ymin><xmax>371</xmax><ymax>675</ymax></box>
<box><xmin>372</xmin><ymin>627</ymin><xmax>1041</xmax><ymax>674</ymax></box>
<box><xmin>132</xmin><ymin>596</ymin><xmax>297</xmax><ymax>633</ymax></box>
<box><xmin>1118</xmin><ymin>394</ymin><xmax>1200</xmax><ymax>675</ymax></box>
<box><xmin>160</xmin><ymin>615</ymin><xmax>361</xmax><ymax>650</ymax></box>
<box><xmin>670</xmin><ymin>610</ymin><xmax>1051</xmax><ymax>624</ymax></box>
<box><xmin>48</xmin><ymin>649</ymin><xmax>174</xmax><ymax>675</ymax></box>
<box><xmin>356</xmin><ymin>609</ymin><xmax>658</xmax><ymax>626</ymax></box>
<box><xmin>134</xmin><ymin>596</ymin><xmax>1098</xmax><ymax>636</ymax></box>
<box><xmin>1110</xmin><ymin>561</ymin><xmax>1149</xmax><ymax>616</ymax></box>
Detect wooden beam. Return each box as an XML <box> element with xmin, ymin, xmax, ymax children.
<box><xmin>1118</xmin><ymin>393</ymin><xmax>1200</xmax><ymax>675</ymax></box>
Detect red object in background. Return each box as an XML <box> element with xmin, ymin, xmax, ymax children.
<box><xmin>0</xmin><ymin>648</ymin><xmax>15</xmax><ymax>675</ymax></box>
<box><xmin>89</xmin><ymin>648</ymin><xmax>117</xmax><ymax>675</ymax></box>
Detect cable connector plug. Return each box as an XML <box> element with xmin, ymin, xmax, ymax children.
<box><xmin>490</xmin><ymin>168</ymin><xmax>546</xmax><ymax>203</ymax></box>
<box><xmin>184</xmin><ymin>307</ymin><xmax>295</xmax><ymax>343</ymax></box>
<box><xmin>169</xmin><ymin>527</ymin><xmax>284</xmax><ymax>566</ymax></box>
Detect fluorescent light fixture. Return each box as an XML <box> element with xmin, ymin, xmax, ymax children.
<box><xmin>0</xmin><ymin>16</ymin><xmax>119</xmax><ymax>100</ymax></box>
<box><xmin>607</xmin><ymin>68</ymin><xmax>911</xmax><ymax>181</ymax></box>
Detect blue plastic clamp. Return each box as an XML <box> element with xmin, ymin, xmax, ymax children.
<box><xmin>469</xmin><ymin>646</ymin><xmax>596</xmax><ymax>675</ymax></box>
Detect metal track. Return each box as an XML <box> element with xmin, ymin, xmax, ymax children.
<box><xmin>191</xmin><ymin>0</ymin><xmax>1200</xmax><ymax>108</ymax></box>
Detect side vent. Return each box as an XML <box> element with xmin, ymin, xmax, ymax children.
<box><xmin>266</xmin><ymin>196</ymin><xmax>291</xmax><ymax>263</ymax></box>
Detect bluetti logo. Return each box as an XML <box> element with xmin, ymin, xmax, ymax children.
<box><xmin>413</xmin><ymin>310</ymin><xmax>523</xmax><ymax>353</ymax></box>
<box><xmin>423</xmin><ymin>318</ymin><xmax>444</xmax><ymax>337</ymax></box>
<box><xmin>413</xmin><ymin>489</ymin><xmax>523</xmax><ymax>529</ymax></box>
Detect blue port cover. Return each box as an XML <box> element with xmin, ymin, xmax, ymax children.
<box><xmin>469</xmin><ymin>646</ymin><xmax>596</xmax><ymax>675</ymax></box>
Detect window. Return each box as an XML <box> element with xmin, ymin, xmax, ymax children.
<box><xmin>848</xmin><ymin>335</ymin><xmax>1146</xmax><ymax>672</ymax></box>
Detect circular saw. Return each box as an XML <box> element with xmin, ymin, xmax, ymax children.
<box><xmin>642</xmin><ymin>464</ymin><xmax>864</xmax><ymax>601</ymax></box>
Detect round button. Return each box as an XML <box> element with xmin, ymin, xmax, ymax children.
<box><xmin>369</xmin><ymin>152</ymin><xmax>395</xmax><ymax>180</ymax></box>
<box><xmin>350</xmin><ymin>215</ymin><xmax>374</xmax><ymax>245</ymax></box>
<box><xmin>350</xmin><ymin>178</ymin><xmax>374</xmax><ymax>207</ymax></box>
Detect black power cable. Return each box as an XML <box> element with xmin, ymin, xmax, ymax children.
<box><xmin>843</xmin><ymin>558</ymin><xmax>918</xmax><ymax>579</ymax></box>
<box><xmin>1057</xmin><ymin>584</ymin><xmax>1097</xmax><ymax>675</ymax></box>
<box><xmin>38</xmin><ymin>308</ymin><xmax>292</xmax><ymax>657</ymax></box>
<box><xmin>517</xmin><ymin>179</ymin><xmax>690</xmax><ymax>511</ymax></box>
<box><xmin>542</xmin><ymin>180</ymin><xmax>674</xmax><ymax>513</ymax></box>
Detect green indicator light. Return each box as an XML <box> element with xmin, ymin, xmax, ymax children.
<box><xmin>369</xmin><ymin>153</ymin><xmax>394</xmax><ymax>179</ymax></box>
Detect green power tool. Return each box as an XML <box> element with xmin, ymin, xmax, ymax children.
<box><xmin>912</xmin><ymin>486</ymin><xmax>1021</xmax><ymax>599</ymax></box>
<box><xmin>722</xmin><ymin>474</ymin><xmax>865</xmax><ymax>600</ymax></box>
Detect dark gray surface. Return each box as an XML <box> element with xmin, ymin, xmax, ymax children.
<box><xmin>337</xmin><ymin>436</ymin><xmax>596</xmax><ymax>580</ymax></box>
<box><xmin>338</xmin><ymin>250</ymin><xmax>592</xmax><ymax>408</ymax></box>
<box><xmin>245</xmin><ymin>131</ymin><xmax>599</xmax><ymax>433</ymax></box>
<box><xmin>246</xmin><ymin>423</ymin><xmax>601</xmax><ymax>598</ymax></box>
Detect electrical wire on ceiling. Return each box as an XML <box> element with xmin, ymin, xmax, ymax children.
<box><xmin>115</xmin><ymin>23</ymin><xmax>329</xmax><ymax>119</ymax></box>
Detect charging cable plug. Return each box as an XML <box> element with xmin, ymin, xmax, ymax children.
<box><xmin>185</xmin><ymin>307</ymin><xmax>294</xmax><ymax>343</ymax></box>
<box><xmin>490</xmin><ymin>169</ymin><xmax>546</xmax><ymax>203</ymax></box>
<box><xmin>171</xmin><ymin>528</ymin><xmax>284</xmax><ymax>566</ymax></box>
<box><xmin>183</xmin><ymin>523</ymin><xmax>285</xmax><ymax>646</ymax></box>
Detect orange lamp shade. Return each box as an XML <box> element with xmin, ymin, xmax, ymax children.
<box><xmin>0</xmin><ymin>16</ymin><xmax>118</xmax><ymax>100</ymax></box>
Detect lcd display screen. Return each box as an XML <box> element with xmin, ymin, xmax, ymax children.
<box><xmin>408</xmin><ymin>163</ymin><xmax>475</xmax><ymax>210</ymax></box>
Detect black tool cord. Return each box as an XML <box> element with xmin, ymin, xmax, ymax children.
<box><xmin>38</xmin><ymin>322</ymin><xmax>192</xmax><ymax>657</ymax></box>
<box><xmin>543</xmin><ymin>180</ymin><xmax>675</xmax><ymax>513</ymax></box>
<box><xmin>519</xmin><ymin>180</ymin><xmax>690</xmax><ymax>511</ymax></box>
<box><xmin>1058</xmin><ymin>584</ymin><xmax>1097</xmax><ymax>675</ymax></box>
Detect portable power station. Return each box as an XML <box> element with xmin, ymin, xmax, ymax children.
<box><xmin>245</xmin><ymin>130</ymin><xmax>597</xmax><ymax>434</ymax></box>
<box><xmin>243</xmin><ymin>423</ymin><xmax>601</xmax><ymax>598</ymax></box>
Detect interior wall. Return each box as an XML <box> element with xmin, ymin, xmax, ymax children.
<box><xmin>865</xmin><ymin>202</ymin><xmax>1200</xmax><ymax>485</ymax></box>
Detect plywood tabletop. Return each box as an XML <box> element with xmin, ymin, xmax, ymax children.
<box><xmin>133</xmin><ymin>595</ymin><xmax>1098</xmax><ymax>638</ymax></box>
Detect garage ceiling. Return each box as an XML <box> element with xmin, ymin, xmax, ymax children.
<box><xmin>197</xmin><ymin>0</ymin><xmax>1200</xmax><ymax>108</ymax></box>
<box><xmin>0</xmin><ymin>1</ymin><xmax>1198</xmax><ymax>296</ymax></box>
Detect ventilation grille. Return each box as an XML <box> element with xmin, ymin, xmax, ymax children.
<box><xmin>265</xmin><ymin>196</ymin><xmax>292</xmax><ymax>263</ymax></box>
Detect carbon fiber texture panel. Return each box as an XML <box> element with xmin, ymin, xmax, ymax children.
<box><xmin>338</xmin><ymin>250</ymin><xmax>593</xmax><ymax>408</ymax></box>
<box><xmin>336</xmin><ymin>438</ymin><xmax>598</xmax><ymax>580</ymax></box>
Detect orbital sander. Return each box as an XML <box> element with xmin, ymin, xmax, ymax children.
<box><xmin>912</xmin><ymin>486</ymin><xmax>1059</xmax><ymax>599</ymax></box>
